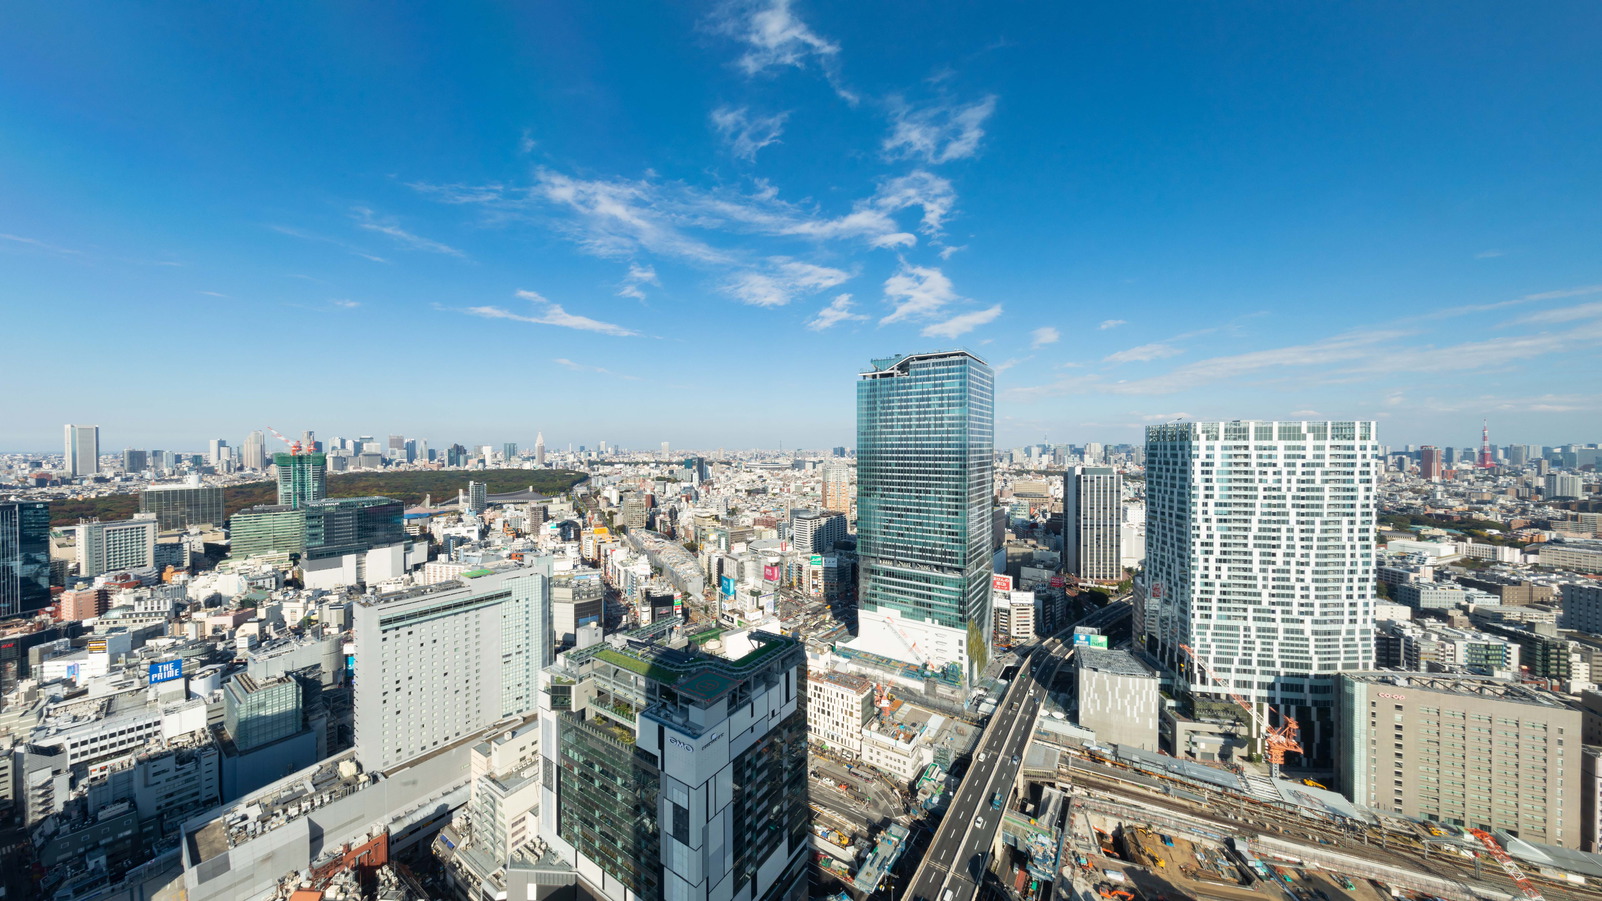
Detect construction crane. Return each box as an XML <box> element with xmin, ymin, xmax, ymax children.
<box><xmin>265</xmin><ymin>427</ymin><xmax>306</xmax><ymax>455</ymax></box>
<box><xmin>1179</xmin><ymin>644</ymin><xmax>1302</xmax><ymax>778</ymax></box>
<box><xmin>1468</xmin><ymin>828</ymin><xmax>1542</xmax><ymax>901</ymax></box>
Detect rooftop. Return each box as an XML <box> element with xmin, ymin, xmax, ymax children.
<box><xmin>1344</xmin><ymin>672</ymin><xmax>1570</xmax><ymax>708</ymax></box>
<box><xmin>1076</xmin><ymin>647</ymin><xmax>1154</xmax><ymax>678</ymax></box>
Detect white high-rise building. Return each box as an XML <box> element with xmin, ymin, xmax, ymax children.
<box><xmin>1064</xmin><ymin>465</ymin><xmax>1122</xmax><ymax>581</ymax></box>
<box><xmin>352</xmin><ymin>564</ymin><xmax>552</xmax><ymax>773</ymax></box>
<box><xmin>64</xmin><ymin>424</ymin><xmax>100</xmax><ymax>477</ymax></box>
<box><xmin>1143</xmin><ymin>420</ymin><xmax>1379</xmax><ymax>764</ymax></box>
<box><xmin>207</xmin><ymin>438</ymin><xmax>228</xmax><ymax>465</ymax></box>
<box><xmin>534</xmin><ymin>431</ymin><xmax>545</xmax><ymax>466</ymax></box>
<box><xmin>240</xmin><ymin>430</ymin><xmax>267</xmax><ymax>470</ymax></box>
<box><xmin>76</xmin><ymin>516</ymin><xmax>158</xmax><ymax>578</ymax></box>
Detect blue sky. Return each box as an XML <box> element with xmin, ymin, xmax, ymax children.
<box><xmin>3</xmin><ymin>2</ymin><xmax>1600</xmax><ymax>454</ymax></box>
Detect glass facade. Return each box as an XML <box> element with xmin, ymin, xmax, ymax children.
<box><xmin>275</xmin><ymin>452</ymin><xmax>327</xmax><ymax>509</ymax></box>
<box><xmin>730</xmin><ymin>707</ymin><xmax>808</xmax><ymax>897</ymax></box>
<box><xmin>139</xmin><ymin>485</ymin><xmax>224</xmax><ymax>530</ymax></box>
<box><xmin>229</xmin><ymin>506</ymin><xmax>306</xmax><ymax>559</ymax></box>
<box><xmin>557</xmin><ymin>714</ymin><xmax>663</xmax><ymax>901</ymax></box>
<box><xmin>0</xmin><ymin>501</ymin><xmax>52</xmax><ymax>618</ymax></box>
<box><xmin>303</xmin><ymin>496</ymin><xmax>403</xmax><ymax>559</ymax></box>
<box><xmin>223</xmin><ymin>674</ymin><xmax>303</xmax><ymax>751</ymax></box>
<box><xmin>857</xmin><ymin>351</ymin><xmax>995</xmax><ymax>632</ymax></box>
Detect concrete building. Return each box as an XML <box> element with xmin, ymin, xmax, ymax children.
<box><xmin>536</xmin><ymin>626</ymin><xmax>808</xmax><ymax>901</ymax></box>
<box><xmin>821</xmin><ymin>464</ymin><xmax>851</xmax><ymax>514</ymax></box>
<box><xmin>806</xmin><ymin>671</ymin><xmax>875</xmax><ymax>758</ymax></box>
<box><xmin>1547</xmin><ymin>472</ymin><xmax>1586</xmax><ymax>500</ymax></box>
<box><xmin>790</xmin><ymin>508</ymin><xmax>846</xmax><ymax>555</ymax></box>
<box><xmin>1540</xmin><ymin>544</ymin><xmax>1602</xmax><ymax>574</ymax></box>
<box><xmin>993</xmin><ymin>589</ymin><xmax>1036</xmax><ymax>645</ymax></box>
<box><xmin>552</xmin><ymin>571</ymin><xmax>605</xmax><ymax>647</ymax></box>
<box><xmin>58</xmin><ymin>584</ymin><xmax>108</xmax><ymax>621</ymax></box>
<box><xmin>1338</xmin><ymin>673</ymin><xmax>1580</xmax><ymax>847</ymax></box>
<box><xmin>353</xmin><ymin>564</ymin><xmax>551</xmax><ymax>772</ymax></box>
<box><xmin>1064</xmin><ymin>466</ymin><xmax>1122</xmax><ymax>582</ymax></box>
<box><xmin>535</xmin><ymin>431</ymin><xmax>546</xmax><ymax>466</ymax></box>
<box><xmin>140</xmin><ymin>475</ymin><xmax>224</xmax><ymax>530</ymax></box>
<box><xmin>467</xmin><ymin>480</ymin><xmax>488</xmax><ymax>514</ymax></box>
<box><xmin>1076</xmin><ymin>648</ymin><xmax>1158</xmax><ymax>752</ymax></box>
<box><xmin>1392</xmin><ymin>581</ymin><xmax>1499</xmax><ymax>611</ymax></box>
<box><xmin>1143</xmin><ymin>420</ymin><xmax>1379</xmax><ymax>764</ymax></box>
<box><xmin>75</xmin><ymin>516</ymin><xmax>158</xmax><ymax>578</ymax></box>
<box><xmin>853</xmin><ymin>351</ymin><xmax>995</xmax><ymax>685</ymax></box>
<box><xmin>223</xmin><ymin>673</ymin><xmax>302</xmax><ymax>752</ymax></box>
<box><xmin>435</xmin><ymin>721</ymin><xmax>549</xmax><ymax>900</ymax></box>
<box><xmin>1420</xmin><ymin>445</ymin><xmax>1443</xmax><ymax>481</ymax></box>
<box><xmin>1563</xmin><ymin>582</ymin><xmax>1602</xmax><ymax>635</ymax></box>
<box><xmin>65</xmin><ymin>424</ymin><xmax>99</xmax><ymax>477</ymax></box>
<box><xmin>1373</xmin><ymin>621</ymin><xmax>1520</xmax><ymax>675</ymax></box>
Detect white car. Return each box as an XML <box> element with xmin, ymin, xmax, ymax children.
<box><xmin>978</xmin><ymin>752</ymin><xmax>987</xmax><ymax>763</ymax></box>
<box><xmin>975</xmin><ymin>817</ymin><xmax>984</xmax><ymax>829</ymax></box>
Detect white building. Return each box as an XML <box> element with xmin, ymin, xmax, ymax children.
<box><xmin>352</xmin><ymin>564</ymin><xmax>552</xmax><ymax>772</ymax></box>
<box><xmin>1076</xmin><ymin>648</ymin><xmax>1158</xmax><ymax>752</ymax></box>
<box><xmin>65</xmin><ymin>424</ymin><xmax>99</xmax><ymax>477</ymax></box>
<box><xmin>1144</xmin><ymin>420</ymin><xmax>1379</xmax><ymax>763</ymax></box>
<box><xmin>806</xmin><ymin>671</ymin><xmax>875</xmax><ymax>758</ymax></box>
<box><xmin>1064</xmin><ymin>466</ymin><xmax>1122</xmax><ymax>581</ymax></box>
<box><xmin>75</xmin><ymin>516</ymin><xmax>158</xmax><ymax>578</ymax></box>
<box><xmin>993</xmin><ymin>588</ymin><xmax>1036</xmax><ymax>644</ymax></box>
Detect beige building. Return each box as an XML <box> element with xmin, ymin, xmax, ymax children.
<box><xmin>1076</xmin><ymin>648</ymin><xmax>1158</xmax><ymax>752</ymax></box>
<box><xmin>1338</xmin><ymin>673</ymin><xmax>1580</xmax><ymax>847</ymax></box>
<box><xmin>806</xmin><ymin>671</ymin><xmax>875</xmax><ymax>758</ymax></box>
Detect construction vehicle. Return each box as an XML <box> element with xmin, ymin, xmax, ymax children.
<box><xmin>1301</xmin><ymin>778</ymin><xmax>1327</xmax><ymax>789</ymax></box>
<box><xmin>1467</xmin><ymin>828</ymin><xmax>1542</xmax><ymax>900</ymax></box>
<box><xmin>1180</xmin><ymin>643</ymin><xmax>1303</xmax><ymax>778</ymax></box>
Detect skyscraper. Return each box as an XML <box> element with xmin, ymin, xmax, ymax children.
<box><xmin>502</xmin><ymin>442</ymin><xmax>518</xmax><ymax>461</ymax></box>
<box><xmin>1064</xmin><ymin>465</ymin><xmax>1122</xmax><ymax>582</ymax></box>
<box><xmin>0</xmin><ymin>501</ymin><xmax>52</xmax><ymax>618</ymax></box>
<box><xmin>207</xmin><ymin>438</ymin><xmax>228</xmax><ymax>465</ymax></box>
<box><xmin>1419</xmin><ymin>445</ymin><xmax>1443</xmax><ymax>481</ymax></box>
<box><xmin>274</xmin><ymin>451</ymin><xmax>327</xmax><ymax>509</ymax></box>
<box><xmin>140</xmin><ymin>476</ymin><xmax>224</xmax><ymax>529</ymax></box>
<box><xmin>853</xmin><ymin>351</ymin><xmax>995</xmax><ymax>684</ymax></box>
<box><xmin>122</xmin><ymin>448</ymin><xmax>147</xmax><ymax>473</ymax></box>
<box><xmin>534</xmin><ymin>431</ymin><xmax>545</xmax><ymax>466</ymax></box>
<box><xmin>1142</xmin><ymin>420</ymin><xmax>1378</xmax><ymax>763</ymax></box>
<box><xmin>240</xmin><ymin>430</ymin><xmax>268</xmax><ymax>471</ymax></box>
<box><xmin>466</xmin><ymin>480</ymin><xmax>488</xmax><ymax>513</ymax></box>
<box><xmin>821</xmin><ymin>463</ymin><xmax>851</xmax><ymax>513</ymax></box>
<box><xmin>64</xmin><ymin>424</ymin><xmax>99</xmax><ymax>477</ymax></box>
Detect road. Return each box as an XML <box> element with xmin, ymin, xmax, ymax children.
<box><xmin>902</xmin><ymin>638</ymin><xmax>1072</xmax><ymax>901</ymax></box>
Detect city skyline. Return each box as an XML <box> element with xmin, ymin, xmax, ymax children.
<box><xmin>4</xmin><ymin>4</ymin><xmax>1601</xmax><ymax>449</ymax></box>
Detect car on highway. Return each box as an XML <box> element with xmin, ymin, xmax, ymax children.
<box><xmin>991</xmin><ymin>791</ymin><xmax>1003</xmax><ymax>809</ymax></box>
<box><xmin>975</xmin><ymin>816</ymin><xmax>984</xmax><ymax>829</ymax></box>
<box><xmin>1012</xmin><ymin>754</ymin><xmax>1020</xmax><ymax>765</ymax></box>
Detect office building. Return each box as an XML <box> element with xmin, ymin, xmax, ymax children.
<box><xmin>806</xmin><ymin>671</ymin><xmax>876</xmax><ymax>759</ymax></box>
<box><xmin>353</xmin><ymin>565</ymin><xmax>551</xmax><ymax>772</ymax></box>
<box><xmin>1563</xmin><ymin>583</ymin><xmax>1602</xmax><ymax>635</ymax></box>
<box><xmin>790</xmin><ymin>508</ymin><xmax>846</xmax><ymax>555</ymax></box>
<box><xmin>240</xmin><ymin>430</ymin><xmax>267</xmax><ymax>471</ymax></box>
<box><xmin>536</xmin><ymin>626</ymin><xmax>808</xmax><ymax>901</ymax></box>
<box><xmin>229</xmin><ymin>505</ymin><xmax>307</xmax><ymax>560</ymax></box>
<box><xmin>1</xmin><ymin>501</ymin><xmax>52</xmax><ymax>618</ymax></box>
<box><xmin>467</xmin><ymin>480</ymin><xmax>488</xmax><ymax>514</ymax></box>
<box><xmin>503</xmin><ymin>442</ymin><xmax>518</xmax><ymax>461</ymax></box>
<box><xmin>122</xmin><ymin>448</ymin><xmax>147</xmax><ymax>473</ymax></box>
<box><xmin>551</xmin><ymin>572</ymin><xmax>605</xmax><ymax>647</ymax></box>
<box><xmin>1143</xmin><ymin>420</ymin><xmax>1379</xmax><ymax>764</ymax></box>
<box><xmin>1064</xmin><ymin>465</ymin><xmax>1122</xmax><ymax>582</ymax></box>
<box><xmin>64</xmin><ymin>424</ymin><xmax>99</xmax><ymax>477</ymax></box>
<box><xmin>682</xmin><ymin>455</ymin><xmax>709</xmax><ymax>486</ymax></box>
<box><xmin>1338</xmin><ymin>673</ymin><xmax>1579</xmax><ymax>847</ymax></box>
<box><xmin>854</xmin><ymin>351</ymin><xmax>995</xmax><ymax>685</ymax></box>
<box><xmin>1076</xmin><ymin>648</ymin><xmax>1159</xmax><ymax>752</ymax></box>
<box><xmin>275</xmin><ymin>451</ymin><xmax>327</xmax><ymax>509</ymax></box>
<box><xmin>1420</xmin><ymin>445</ymin><xmax>1443</xmax><ymax>481</ymax></box>
<box><xmin>222</xmin><ymin>673</ymin><xmax>303</xmax><ymax>752</ymax></box>
<box><xmin>75</xmin><ymin>517</ymin><xmax>158</xmax><ymax>578</ymax></box>
<box><xmin>448</xmin><ymin>443</ymin><xmax>469</xmax><ymax>467</ymax></box>
<box><xmin>140</xmin><ymin>476</ymin><xmax>224</xmax><ymax>530</ymax></box>
<box><xmin>1547</xmin><ymin>472</ymin><xmax>1586</xmax><ymax>500</ymax></box>
<box><xmin>821</xmin><ymin>463</ymin><xmax>851</xmax><ymax>513</ymax></box>
<box><xmin>534</xmin><ymin>432</ymin><xmax>546</xmax><ymax>466</ymax></box>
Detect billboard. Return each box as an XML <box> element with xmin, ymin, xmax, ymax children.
<box><xmin>763</xmin><ymin>564</ymin><xmax>780</xmax><ymax>582</ymax></box>
<box><xmin>87</xmin><ymin>639</ymin><xmax>108</xmax><ymax>654</ymax></box>
<box><xmin>148</xmin><ymin>659</ymin><xmax>183</xmax><ymax>683</ymax></box>
<box><xmin>1049</xmin><ymin>576</ymin><xmax>1067</xmax><ymax>588</ymax></box>
<box><xmin>720</xmin><ymin>575</ymin><xmax>736</xmax><ymax>597</ymax></box>
<box><xmin>992</xmin><ymin>574</ymin><xmax>1013</xmax><ymax>592</ymax></box>
<box><xmin>809</xmin><ymin>554</ymin><xmax>824</xmax><ymax>566</ymax></box>
<box><xmin>1072</xmin><ymin>633</ymin><xmax>1109</xmax><ymax>649</ymax></box>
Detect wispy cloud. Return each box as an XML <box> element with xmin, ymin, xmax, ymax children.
<box><xmin>714</xmin><ymin>0</ymin><xmax>856</xmax><ymax>102</ymax></box>
<box><xmin>1105</xmin><ymin>343</ymin><xmax>1181</xmax><ymax>364</ymax></box>
<box><xmin>1141</xmin><ymin>412</ymin><xmax>1192</xmax><ymax>421</ymax></box>
<box><xmin>0</xmin><ymin>233</ymin><xmax>82</xmax><ymax>255</ymax></box>
<box><xmin>993</xmin><ymin>355</ymin><xmax>1032</xmax><ymax>373</ymax></box>
<box><xmin>883</xmin><ymin>94</ymin><xmax>997</xmax><ymax>164</ymax></box>
<box><xmin>618</xmin><ymin>263</ymin><xmax>660</xmax><ymax>301</ymax></box>
<box><xmin>267</xmin><ymin>225</ymin><xmax>389</xmax><ymax>263</ymax></box>
<box><xmin>1514</xmin><ymin>300</ymin><xmax>1602</xmax><ymax>325</ymax></box>
<box><xmin>197</xmin><ymin>290</ymin><xmax>228</xmax><ymax>298</ymax></box>
<box><xmin>1403</xmin><ymin>283</ymin><xmax>1602</xmax><ymax>323</ymax></box>
<box><xmin>330</xmin><ymin>299</ymin><xmax>361</xmax><ymax>309</ymax></box>
<box><xmin>726</xmin><ymin>258</ymin><xmax>851</xmax><ymax>307</ymax></box>
<box><xmin>808</xmin><ymin>293</ymin><xmax>867</xmax><ymax>330</ymax></box>
<box><xmin>553</xmin><ymin>357</ymin><xmax>643</xmax><ymax>380</ymax></box>
<box><xmin>711</xmin><ymin>106</ymin><xmax>790</xmax><ymax>161</ymax></box>
<box><xmin>881</xmin><ymin>262</ymin><xmax>960</xmax><ymax>324</ymax></box>
<box><xmin>922</xmin><ymin>304</ymin><xmax>1002</xmax><ymax>339</ymax></box>
<box><xmin>460</xmin><ymin>290</ymin><xmax>640</xmax><ymax>337</ymax></box>
<box><xmin>1098</xmin><ymin>319</ymin><xmax>1126</xmax><ymax>330</ymax></box>
<box><xmin>1030</xmin><ymin>326</ymin><xmax>1059</xmax><ymax>348</ymax></box>
<box><xmin>1474</xmin><ymin>250</ymin><xmax>1505</xmax><ymax>259</ymax></box>
<box><xmin>352</xmin><ymin>207</ymin><xmax>465</xmax><ymax>258</ymax></box>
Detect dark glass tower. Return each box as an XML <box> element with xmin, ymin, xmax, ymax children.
<box><xmin>1</xmin><ymin>501</ymin><xmax>52</xmax><ymax>618</ymax></box>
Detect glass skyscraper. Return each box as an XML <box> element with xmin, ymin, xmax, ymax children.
<box><xmin>0</xmin><ymin>501</ymin><xmax>52</xmax><ymax>618</ymax></box>
<box><xmin>854</xmin><ymin>351</ymin><xmax>994</xmax><ymax>684</ymax></box>
<box><xmin>274</xmin><ymin>452</ymin><xmax>327</xmax><ymax>509</ymax></box>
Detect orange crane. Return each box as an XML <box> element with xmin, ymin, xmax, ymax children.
<box><xmin>1468</xmin><ymin>828</ymin><xmax>1542</xmax><ymax>901</ymax></box>
<box><xmin>266</xmin><ymin>427</ymin><xmax>306</xmax><ymax>455</ymax></box>
<box><xmin>1179</xmin><ymin>643</ymin><xmax>1302</xmax><ymax>778</ymax></box>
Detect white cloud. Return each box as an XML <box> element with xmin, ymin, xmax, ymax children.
<box><xmin>330</xmin><ymin>299</ymin><xmax>361</xmax><ymax>309</ymax></box>
<box><xmin>808</xmin><ymin>294</ymin><xmax>868</xmax><ymax>330</ymax></box>
<box><xmin>922</xmin><ymin>304</ymin><xmax>1002</xmax><ymax>339</ymax></box>
<box><xmin>1141</xmin><ymin>412</ymin><xmax>1192</xmax><ymax>421</ymax></box>
<box><xmin>1513</xmin><ymin>300</ymin><xmax>1602</xmax><ymax>325</ymax></box>
<box><xmin>883</xmin><ymin>95</ymin><xmax>997</xmax><ymax>164</ymax></box>
<box><xmin>993</xmin><ymin>355</ymin><xmax>1032</xmax><ymax>373</ymax></box>
<box><xmin>1475</xmin><ymin>249</ymin><xmax>1505</xmax><ymax>259</ymax></box>
<box><xmin>1290</xmin><ymin>409</ymin><xmax>1321</xmax><ymax>417</ymax></box>
<box><xmin>1105</xmin><ymin>343</ymin><xmax>1181</xmax><ymax>364</ymax></box>
<box><xmin>881</xmin><ymin>262</ymin><xmax>960</xmax><ymax>324</ymax></box>
<box><xmin>618</xmin><ymin>263</ymin><xmax>660</xmax><ymax>301</ymax></box>
<box><xmin>461</xmin><ymin>290</ymin><xmax>640</xmax><ymax>337</ymax></box>
<box><xmin>553</xmin><ymin>357</ymin><xmax>642</xmax><ymax>380</ymax></box>
<box><xmin>267</xmin><ymin>224</ymin><xmax>389</xmax><ymax>263</ymax></box>
<box><xmin>0</xmin><ymin>233</ymin><xmax>82</xmax><ymax>255</ymax></box>
<box><xmin>711</xmin><ymin>106</ymin><xmax>790</xmax><ymax>161</ymax></box>
<box><xmin>1030</xmin><ymin>326</ymin><xmax>1059</xmax><ymax>348</ymax></box>
<box><xmin>352</xmin><ymin>207</ymin><xmax>465</xmax><ymax>257</ymax></box>
<box><xmin>714</xmin><ymin>0</ymin><xmax>855</xmax><ymax>101</ymax></box>
<box><xmin>1099</xmin><ymin>319</ymin><xmax>1126</xmax><ymax>330</ymax></box>
<box><xmin>519</xmin><ymin>129</ymin><xmax>537</xmax><ymax>153</ymax></box>
<box><xmin>197</xmin><ymin>290</ymin><xmax>228</xmax><ymax>298</ymax></box>
<box><xmin>726</xmin><ymin>258</ymin><xmax>851</xmax><ymax>307</ymax></box>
